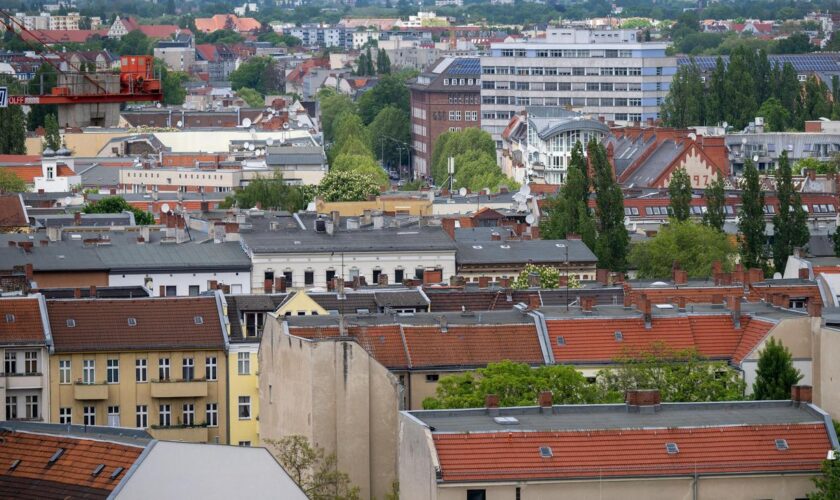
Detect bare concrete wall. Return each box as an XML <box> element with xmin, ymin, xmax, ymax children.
<box><xmin>398</xmin><ymin>412</ymin><xmax>438</xmax><ymax>500</ymax></box>
<box><xmin>814</xmin><ymin>319</ymin><xmax>840</xmax><ymax>419</ymax></box>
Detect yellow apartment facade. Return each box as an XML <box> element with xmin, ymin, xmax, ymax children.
<box><xmin>46</xmin><ymin>293</ymin><xmax>230</xmax><ymax>444</ymax></box>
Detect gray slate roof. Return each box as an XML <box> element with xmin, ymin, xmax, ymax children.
<box><xmin>456</xmin><ymin>239</ymin><xmax>597</xmax><ymax>266</ymax></box>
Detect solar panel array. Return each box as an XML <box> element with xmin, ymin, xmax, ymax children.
<box><xmin>448</xmin><ymin>58</ymin><xmax>481</xmax><ymax>75</ymax></box>
<box><xmin>678</xmin><ymin>54</ymin><xmax>840</xmax><ymax>73</ymax></box>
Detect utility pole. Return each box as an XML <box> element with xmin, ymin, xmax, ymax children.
<box><xmin>447</xmin><ymin>156</ymin><xmax>454</xmax><ymax>197</ymax></box>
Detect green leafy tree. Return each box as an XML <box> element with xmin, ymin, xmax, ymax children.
<box><xmin>331</xmin><ymin>153</ymin><xmax>389</xmax><ymax>186</ymax></box>
<box><xmin>357</xmin><ymin>74</ymin><xmax>409</xmax><ymax>124</ymax></box>
<box><xmin>376</xmin><ymin>48</ymin><xmax>391</xmax><ymax>74</ymax></box>
<box><xmin>236</xmin><ymin>87</ymin><xmax>264</xmax><ymax>108</ymax></box>
<box><xmin>154</xmin><ymin>59</ymin><xmax>187</xmax><ymax>106</ymax></box>
<box><xmin>725</xmin><ymin>47</ymin><xmax>758</xmax><ymax>129</ymax></box>
<box><xmin>230</xmin><ymin>56</ymin><xmax>273</xmax><ymax>93</ymax></box>
<box><xmin>752</xmin><ymin>338</ymin><xmax>802</xmax><ymax>400</ymax></box>
<box><xmin>776</xmin><ymin>62</ymin><xmax>801</xmax><ymax>113</ymax></box>
<box><xmin>774</xmin><ymin>33</ymin><xmax>814</xmax><ymax>54</ymax></box>
<box><xmin>264</xmin><ymin>435</ymin><xmax>361</xmax><ymax>500</ymax></box>
<box><xmin>540</xmin><ymin>141</ymin><xmax>596</xmax><ymax>249</ymax></box>
<box><xmin>43</xmin><ymin>114</ymin><xmax>61</xmax><ymax>151</ymax></box>
<box><xmin>809</xmin><ymin>451</ymin><xmax>840</xmax><ymax>499</ymax></box>
<box><xmin>83</xmin><ymin>196</ymin><xmax>154</xmax><ymax>225</ymax></box>
<box><xmin>630</xmin><ymin>220</ymin><xmax>736</xmax><ymax>279</ymax></box>
<box><xmin>224</xmin><ymin>171</ymin><xmax>311</xmax><ymax>212</ymax></box>
<box><xmin>0</xmin><ymin>170</ymin><xmax>27</xmax><ymax>193</ymax></box>
<box><xmin>738</xmin><ymin>159</ymin><xmax>767</xmax><ymax>270</ymax></box>
<box><xmin>319</xmin><ymin>90</ymin><xmax>357</xmax><ymax>144</ymax></box>
<box><xmin>591</xmin><ymin>139</ymin><xmax>629</xmax><ymax>272</ymax></box>
<box><xmin>668</xmin><ymin>168</ymin><xmax>692</xmax><ymax>221</ymax></box>
<box><xmin>706</xmin><ymin>57</ymin><xmax>727</xmax><ymax>126</ymax></box>
<box><xmin>422</xmin><ymin>361</ymin><xmax>605</xmax><ymax>409</ymax></box>
<box><xmin>772</xmin><ymin>150</ymin><xmax>810</xmax><ymax>272</ymax></box>
<box><xmin>598</xmin><ymin>343</ymin><xmax>746</xmax><ymax>402</ymax></box>
<box><xmin>452</xmin><ymin>150</ymin><xmax>515</xmax><ymax>193</ymax></box>
<box><xmin>798</xmin><ymin>76</ymin><xmax>833</xmax><ymax>127</ymax></box>
<box><xmin>356</xmin><ymin>52</ymin><xmax>370</xmax><ymax>76</ymax></box>
<box><xmin>0</xmin><ymin>105</ymin><xmax>26</xmax><ymax>155</ymax></box>
<box><xmin>702</xmin><ymin>173</ymin><xmax>727</xmax><ymax>232</ymax></box>
<box><xmin>367</xmin><ymin>106</ymin><xmax>409</xmax><ymax>167</ymax></box>
<box><xmin>511</xmin><ymin>263</ymin><xmax>581</xmax><ymax>290</ymax></box>
<box><xmin>430</xmin><ymin>128</ymin><xmax>497</xmax><ymax>185</ymax></box>
<box><xmin>117</xmin><ymin>30</ymin><xmax>151</xmax><ymax>55</ymax></box>
<box><xmin>317</xmin><ymin>170</ymin><xmax>381</xmax><ymax>202</ymax></box>
<box><xmin>757</xmin><ymin>97</ymin><xmax>790</xmax><ymax>132</ymax></box>
<box><xmin>661</xmin><ymin>60</ymin><xmax>704</xmax><ymax>128</ymax></box>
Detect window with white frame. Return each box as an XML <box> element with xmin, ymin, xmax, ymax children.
<box><xmin>182</xmin><ymin>357</ymin><xmax>194</xmax><ymax>381</ymax></box>
<box><xmin>83</xmin><ymin>406</ymin><xmax>95</xmax><ymax>426</ymax></box>
<box><xmin>135</xmin><ymin>359</ymin><xmax>147</xmax><ymax>382</ymax></box>
<box><xmin>206</xmin><ymin>403</ymin><xmax>218</xmax><ymax>427</ymax></box>
<box><xmin>239</xmin><ymin>441</ymin><xmax>251</xmax><ymax>447</ymax></box>
<box><xmin>107</xmin><ymin>405</ymin><xmax>120</xmax><ymax>427</ymax></box>
<box><xmin>183</xmin><ymin>403</ymin><xmax>195</xmax><ymax>426</ymax></box>
<box><xmin>59</xmin><ymin>359</ymin><xmax>71</xmax><ymax>384</ymax></box>
<box><xmin>59</xmin><ymin>407</ymin><xmax>71</xmax><ymax>424</ymax></box>
<box><xmin>238</xmin><ymin>352</ymin><xmax>250</xmax><ymax>375</ymax></box>
<box><xmin>159</xmin><ymin>358</ymin><xmax>170</xmax><ymax>381</ymax></box>
<box><xmin>83</xmin><ymin>359</ymin><xmax>95</xmax><ymax>384</ymax></box>
<box><xmin>4</xmin><ymin>352</ymin><xmax>16</xmax><ymax>374</ymax></box>
<box><xmin>159</xmin><ymin>404</ymin><xmax>171</xmax><ymax>426</ymax></box>
<box><xmin>106</xmin><ymin>359</ymin><xmax>119</xmax><ymax>384</ymax></box>
<box><xmin>24</xmin><ymin>351</ymin><xmax>37</xmax><ymax>374</ymax></box>
<box><xmin>136</xmin><ymin>405</ymin><xmax>148</xmax><ymax>428</ymax></box>
<box><xmin>206</xmin><ymin>356</ymin><xmax>217</xmax><ymax>381</ymax></box>
<box><xmin>5</xmin><ymin>396</ymin><xmax>16</xmax><ymax>419</ymax></box>
<box><xmin>238</xmin><ymin>396</ymin><xmax>251</xmax><ymax>419</ymax></box>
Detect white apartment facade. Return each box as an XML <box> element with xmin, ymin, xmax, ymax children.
<box><xmin>480</xmin><ymin>29</ymin><xmax>675</xmax><ymax>145</ymax></box>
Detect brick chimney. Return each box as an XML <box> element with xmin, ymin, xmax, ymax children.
<box><xmin>89</xmin><ymin>285</ymin><xmax>97</xmax><ymax>297</ymax></box>
<box><xmin>538</xmin><ymin>391</ymin><xmax>553</xmax><ymax>412</ymax></box>
<box><xmin>595</xmin><ymin>268</ymin><xmax>609</xmax><ymax>285</ymax></box>
<box><xmin>673</xmin><ymin>269</ymin><xmax>688</xmax><ymax>285</ymax></box>
<box><xmin>728</xmin><ymin>295</ymin><xmax>741</xmax><ymax>328</ymax></box>
<box><xmin>499</xmin><ymin>277</ymin><xmax>511</xmax><ymax>288</ymax></box>
<box><xmin>557</xmin><ymin>275</ymin><xmax>568</xmax><ymax>287</ymax></box>
<box><xmin>441</xmin><ymin>218</ymin><xmax>456</xmax><ymax>240</ymax></box>
<box><xmin>490</xmin><ymin>231</ymin><xmax>501</xmax><ymax>241</ymax></box>
<box><xmin>74</xmin><ymin>212</ymin><xmax>81</xmax><ymax>225</ymax></box>
<box><xmin>74</xmin><ymin>288</ymin><xmax>81</xmax><ymax>299</ymax></box>
<box><xmin>528</xmin><ymin>294</ymin><xmax>541</xmax><ymax>310</ymax></box>
<box><xmin>808</xmin><ymin>297</ymin><xmax>823</xmax><ymax>317</ymax></box>
<box><xmin>625</xmin><ymin>389</ymin><xmax>661</xmax><ymax>413</ymax></box>
<box><xmin>423</xmin><ymin>268</ymin><xmax>443</xmax><ymax>285</ymax></box>
<box><xmin>478</xmin><ymin>276</ymin><xmax>490</xmax><ymax>289</ymax></box>
<box><xmin>791</xmin><ymin>385</ymin><xmax>813</xmax><ymax>406</ymax></box>
<box><xmin>263</xmin><ymin>278</ymin><xmax>272</xmax><ymax>293</ymax></box>
<box><xmin>24</xmin><ymin>263</ymin><xmax>33</xmax><ymax>280</ymax></box>
<box><xmin>711</xmin><ymin>260</ymin><xmax>722</xmax><ymax>276</ymax></box>
<box><xmin>485</xmin><ymin>394</ymin><xmax>500</xmax><ymax>416</ymax></box>
<box><xmin>798</xmin><ymin>267</ymin><xmax>810</xmax><ymax>280</ymax></box>
<box><xmin>677</xmin><ymin>296</ymin><xmax>686</xmax><ymax>312</ymax></box>
<box><xmin>639</xmin><ymin>295</ymin><xmax>652</xmax><ymax>329</ymax></box>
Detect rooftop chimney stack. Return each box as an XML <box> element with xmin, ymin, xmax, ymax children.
<box><xmin>798</xmin><ymin>267</ymin><xmax>811</xmax><ymax>280</ymax></box>
<box><xmin>728</xmin><ymin>295</ymin><xmax>741</xmax><ymax>328</ymax></box>
<box><xmin>336</xmin><ymin>277</ymin><xmax>345</xmax><ymax>298</ymax></box>
<box><xmin>538</xmin><ymin>391</ymin><xmax>553</xmax><ymax>413</ymax></box>
<box><xmin>625</xmin><ymin>389</ymin><xmax>661</xmax><ymax>414</ymax></box>
<box><xmin>791</xmin><ymin>385</ymin><xmax>813</xmax><ymax>407</ymax></box>
<box><xmin>439</xmin><ymin>315</ymin><xmax>448</xmax><ymax>333</ymax></box>
<box><xmin>485</xmin><ymin>394</ymin><xmax>500</xmax><ymax>416</ymax></box>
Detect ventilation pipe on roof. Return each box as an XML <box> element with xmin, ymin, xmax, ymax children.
<box><xmin>439</xmin><ymin>315</ymin><xmax>448</xmax><ymax>333</ymax></box>
<box><xmin>728</xmin><ymin>295</ymin><xmax>741</xmax><ymax>329</ymax></box>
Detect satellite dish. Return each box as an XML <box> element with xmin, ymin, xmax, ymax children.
<box><xmin>176</xmin><ymin>120</ymin><xmax>183</xmax><ymax>128</ymax></box>
<box><xmin>688</xmin><ymin>133</ymin><xmax>697</xmax><ymax>141</ymax></box>
<box><xmin>458</xmin><ymin>187</ymin><xmax>467</xmax><ymax>197</ymax></box>
<box><xmin>243</xmin><ymin>142</ymin><xmax>251</xmax><ymax>151</ymax></box>
<box><xmin>242</xmin><ymin>118</ymin><xmax>252</xmax><ymax>128</ymax></box>
<box><xmin>63</xmin><ymin>196</ymin><xmax>72</xmax><ymax>206</ymax></box>
<box><xmin>248</xmin><ymin>143</ymin><xmax>256</xmax><ymax>151</ymax></box>
<box><xmin>525</xmin><ymin>214</ymin><xmax>535</xmax><ymax>224</ymax></box>
<box><xmin>722</xmin><ymin>122</ymin><xmax>728</xmax><ymax>129</ymax></box>
<box><xmin>160</xmin><ymin>203</ymin><xmax>171</xmax><ymax>213</ymax></box>
<box><xmin>155</xmin><ymin>102</ymin><xmax>162</xmax><ymax>109</ymax></box>
<box><xmin>773</xmin><ymin>272</ymin><xmax>782</xmax><ymax>279</ymax></box>
<box><xmin>283</xmin><ymin>122</ymin><xmax>290</xmax><ymax>129</ymax></box>
<box><xmin>266</xmin><ymin>138</ymin><xmax>274</xmax><ymax>146</ymax></box>
<box><xmin>752</xmin><ymin>155</ymin><xmax>759</xmax><ymax>162</ymax></box>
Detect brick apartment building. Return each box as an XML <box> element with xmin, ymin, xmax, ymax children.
<box><xmin>409</xmin><ymin>57</ymin><xmax>481</xmax><ymax>179</ymax></box>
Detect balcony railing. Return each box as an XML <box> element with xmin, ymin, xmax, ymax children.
<box><xmin>2</xmin><ymin>373</ymin><xmax>44</xmax><ymax>390</ymax></box>
<box><xmin>148</xmin><ymin>423</ymin><xmax>209</xmax><ymax>442</ymax></box>
<box><xmin>150</xmin><ymin>378</ymin><xmax>208</xmax><ymax>398</ymax></box>
<box><xmin>73</xmin><ymin>381</ymin><xmax>109</xmax><ymax>400</ymax></box>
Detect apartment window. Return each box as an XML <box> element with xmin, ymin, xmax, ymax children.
<box><xmin>23</xmin><ymin>351</ymin><xmax>37</xmax><ymax>374</ymax></box>
<box><xmin>59</xmin><ymin>359</ymin><xmax>71</xmax><ymax>384</ymax></box>
<box><xmin>83</xmin><ymin>406</ymin><xmax>95</xmax><ymax>426</ymax></box>
<box><xmin>656</xmin><ymin>66</ymin><xmax>663</xmax><ymax>76</ymax></box>
<box><xmin>206</xmin><ymin>356</ymin><xmax>217</xmax><ymax>381</ymax></box>
<box><xmin>4</xmin><ymin>352</ymin><xmax>16</xmax><ymax>374</ymax></box>
<box><xmin>59</xmin><ymin>407</ymin><xmax>71</xmax><ymax>425</ymax></box>
<box><xmin>136</xmin><ymin>405</ymin><xmax>147</xmax><ymax>428</ymax></box>
<box><xmin>182</xmin><ymin>357</ymin><xmax>194</xmax><ymax>381</ymax></box>
<box><xmin>239</xmin><ymin>441</ymin><xmax>252</xmax><ymax>447</ymax></box>
<box><xmin>107</xmin><ymin>405</ymin><xmax>120</xmax><ymax>427</ymax></box>
<box><xmin>159</xmin><ymin>358</ymin><xmax>170</xmax><ymax>381</ymax></box>
<box><xmin>426</xmin><ymin>374</ymin><xmax>439</xmax><ymax>382</ymax></box>
<box><xmin>238</xmin><ymin>352</ymin><xmax>250</xmax><ymax>375</ymax></box>
<box><xmin>164</xmin><ymin>286</ymin><xmax>176</xmax><ymax>297</ymax></box>
<box><xmin>206</xmin><ymin>403</ymin><xmax>218</xmax><ymax>427</ymax></box>
<box><xmin>501</xmin><ymin>49</ymin><xmax>513</xmax><ymax>57</ymax></box>
<box><xmin>467</xmin><ymin>490</ymin><xmax>486</xmax><ymax>500</ymax></box>
<box><xmin>158</xmin><ymin>404</ymin><xmax>171</xmax><ymax>426</ymax></box>
<box><xmin>188</xmin><ymin>285</ymin><xmax>200</xmax><ymax>296</ymax></box>
<box><xmin>448</xmin><ymin>110</ymin><xmax>461</xmax><ymax>121</ymax></box>
<box><xmin>106</xmin><ymin>359</ymin><xmax>119</xmax><ymax>384</ymax></box>
<box><xmin>395</xmin><ymin>269</ymin><xmax>404</xmax><ymax>283</ymax></box>
<box><xmin>136</xmin><ymin>359</ymin><xmax>147</xmax><ymax>382</ymax></box>
<box><xmin>304</xmin><ymin>270</ymin><xmax>314</xmax><ymax>286</ymax></box>
<box><xmin>183</xmin><ymin>403</ymin><xmax>195</xmax><ymax>426</ymax></box>
<box><xmin>283</xmin><ymin>271</ymin><xmax>293</xmax><ymax>285</ymax></box>
<box><xmin>238</xmin><ymin>396</ymin><xmax>251</xmax><ymax>419</ymax></box>
<box><xmin>83</xmin><ymin>359</ymin><xmax>95</xmax><ymax>384</ymax></box>
<box><xmin>5</xmin><ymin>396</ymin><xmax>16</xmax><ymax>420</ymax></box>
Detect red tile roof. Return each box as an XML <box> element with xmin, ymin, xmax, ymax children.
<box><xmin>21</xmin><ymin>29</ymin><xmax>105</xmax><ymax>44</ymax></box>
<box><xmin>0</xmin><ymin>296</ymin><xmax>47</xmax><ymax>345</ymax></box>
<box><xmin>433</xmin><ymin>423</ymin><xmax>830</xmax><ymax>481</ymax></box>
<box><xmin>0</xmin><ymin>194</ymin><xmax>27</xmax><ymax>227</ymax></box>
<box><xmin>139</xmin><ymin>25</ymin><xmax>188</xmax><ymax>39</ymax></box>
<box><xmin>547</xmin><ymin>315</ymin><xmax>774</xmax><ymax>364</ymax></box>
<box><xmin>290</xmin><ymin>325</ymin><xmax>410</xmax><ymax>368</ymax></box>
<box><xmin>402</xmin><ymin>324</ymin><xmax>543</xmax><ymax>368</ymax></box>
<box><xmin>194</xmin><ymin>15</ymin><xmax>261</xmax><ymax>33</ymax></box>
<box><xmin>0</xmin><ymin>430</ymin><xmax>143</xmax><ymax>498</ymax></box>
<box><xmin>47</xmin><ymin>297</ymin><xmax>226</xmax><ymax>352</ymax></box>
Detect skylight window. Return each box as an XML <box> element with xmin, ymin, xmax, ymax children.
<box><xmin>9</xmin><ymin>459</ymin><xmax>20</xmax><ymax>471</ymax></box>
<box><xmin>127</xmin><ymin>317</ymin><xmax>137</xmax><ymax>327</ymax></box>
<box><xmin>614</xmin><ymin>331</ymin><xmax>623</xmax><ymax>342</ymax></box>
<box><xmin>48</xmin><ymin>449</ymin><xmax>65</xmax><ymax>464</ymax></box>
<box><xmin>539</xmin><ymin>446</ymin><xmax>553</xmax><ymax>458</ymax></box>
<box><xmin>493</xmin><ymin>416</ymin><xmax>519</xmax><ymax>425</ymax></box>
<box><xmin>556</xmin><ymin>336</ymin><xmax>566</xmax><ymax>346</ymax></box>
<box><xmin>194</xmin><ymin>316</ymin><xmax>204</xmax><ymax>325</ymax></box>
<box><xmin>91</xmin><ymin>464</ymin><xmax>105</xmax><ymax>477</ymax></box>
<box><xmin>110</xmin><ymin>466</ymin><xmax>125</xmax><ymax>480</ymax></box>
<box><xmin>4</xmin><ymin>314</ymin><xmax>14</xmax><ymax>323</ymax></box>
<box><xmin>66</xmin><ymin>319</ymin><xmax>76</xmax><ymax>328</ymax></box>
<box><xmin>665</xmin><ymin>442</ymin><xmax>679</xmax><ymax>454</ymax></box>
<box><xmin>775</xmin><ymin>439</ymin><xmax>789</xmax><ymax>451</ymax></box>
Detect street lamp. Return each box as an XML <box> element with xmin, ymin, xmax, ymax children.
<box><xmin>557</xmin><ymin>243</ymin><xmax>569</xmax><ymax>311</ymax></box>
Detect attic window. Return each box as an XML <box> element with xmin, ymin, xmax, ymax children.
<box><xmin>91</xmin><ymin>464</ymin><xmax>105</xmax><ymax>477</ymax></box>
<box><xmin>356</xmin><ymin>308</ymin><xmax>369</xmax><ymax>314</ymax></box>
<box><xmin>493</xmin><ymin>416</ymin><xmax>519</xmax><ymax>425</ymax></box>
<box><xmin>556</xmin><ymin>336</ymin><xmax>566</xmax><ymax>346</ymax></box>
<box><xmin>127</xmin><ymin>317</ymin><xmax>137</xmax><ymax>327</ymax></box>
<box><xmin>9</xmin><ymin>459</ymin><xmax>20</xmax><ymax>471</ymax></box>
<box><xmin>500</xmin><ymin>245</ymin><xmax>511</xmax><ymax>249</ymax></box>
<box><xmin>614</xmin><ymin>331</ymin><xmax>623</xmax><ymax>342</ymax></box>
<box><xmin>48</xmin><ymin>449</ymin><xmax>65</xmax><ymax>464</ymax></box>
<box><xmin>472</xmin><ymin>245</ymin><xmax>483</xmax><ymax>250</ymax></box>
<box><xmin>110</xmin><ymin>466</ymin><xmax>125</xmax><ymax>480</ymax></box>
<box><xmin>775</xmin><ymin>439</ymin><xmax>789</xmax><ymax>451</ymax></box>
<box><xmin>665</xmin><ymin>442</ymin><xmax>679</xmax><ymax>454</ymax></box>
<box><xmin>66</xmin><ymin>319</ymin><xmax>76</xmax><ymax>328</ymax></box>
<box><xmin>4</xmin><ymin>314</ymin><xmax>14</xmax><ymax>323</ymax></box>
<box><xmin>194</xmin><ymin>316</ymin><xmax>204</xmax><ymax>325</ymax></box>
<box><xmin>539</xmin><ymin>446</ymin><xmax>553</xmax><ymax>458</ymax></box>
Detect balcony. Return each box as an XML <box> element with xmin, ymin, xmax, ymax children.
<box><xmin>150</xmin><ymin>379</ymin><xmax>208</xmax><ymax>398</ymax></box>
<box><xmin>3</xmin><ymin>373</ymin><xmax>43</xmax><ymax>390</ymax></box>
<box><xmin>73</xmin><ymin>382</ymin><xmax>109</xmax><ymax>400</ymax></box>
<box><xmin>149</xmin><ymin>424</ymin><xmax>209</xmax><ymax>442</ymax></box>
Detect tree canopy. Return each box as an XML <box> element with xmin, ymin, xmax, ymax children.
<box><xmin>221</xmin><ymin>171</ymin><xmax>313</xmax><ymax>213</ymax></box>
<box><xmin>772</xmin><ymin>150</ymin><xmax>810</xmax><ymax>272</ymax></box>
<box><xmin>591</xmin><ymin>140</ymin><xmax>629</xmax><ymax>272</ymax></box>
<box><xmin>264</xmin><ymin>435</ymin><xmax>360</xmax><ymax>500</ymax></box>
<box><xmin>317</xmin><ymin>170</ymin><xmax>381</xmax><ymax>202</ymax></box>
<box><xmin>539</xmin><ymin>141</ymin><xmax>596</xmax><ymax>249</ymax></box>
<box><xmin>630</xmin><ymin>220</ymin><xmax>736</xmax><ymax>279</ymax></box>
<box><xmin>356</xmin><ymin>74</ymin><xmax>409</xmax><ymax>124</ymax></box>
<box><xmin>0</xmin><ymin>170</ymin><xmax>27</xmax><ymax>194</ymax></box>
<box><xmin>236</xmin><ymin>87</ymin><xmax>264</xmax><ymax>108</ymax></box>
<box><xmin>83</xmin><ymin>196</ymin><xmax>154</xmax><ymax>225</ymax></box>
<box><xmin>702</xmin><ymin>173</ymin><xmax>727</xmax><ymax>232</ymax></box>
<box><xmin>752</xmin><ymin>338</ymin><xmax>802</xmax><ymax>400</ymax></box>
<box><xmin>738</xmin><ymin>159</ymin><xmax>767</xmax><ymax>270</ymax></box>
<box><xmin>668</xmin><ymin>168</ymin><xmax>693</xmax><ymax>222</ymax></box>
<box><xmin>510</xmin><ymin>263</ymin><xmax>582</xmax><ymax>290</ymax></box>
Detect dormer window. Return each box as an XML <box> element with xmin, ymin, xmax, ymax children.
<box><xmin>46</xmin><ymin>166</ymin><xmax>54</xmax><ymax>180</ymax></box>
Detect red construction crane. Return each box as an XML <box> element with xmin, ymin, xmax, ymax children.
<box><xmin>0</xmin><ymin>10</ymin><xmax>163</xmax><ymax>106</ymax></box>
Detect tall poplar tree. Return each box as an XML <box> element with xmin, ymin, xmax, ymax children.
<box><xmin>702</xmin><ymin>173</ymin><xmax>726</xmax><ymax>232</ymax></box>
<box><xmin>668</xmin><ymin>168</ymin><xmax>692</xmax><ymax>221</ymax></box>
<box><xmin>540</xmin><ymin>141</ymin><xmax>597</xmax><ymax>250</ymax></box>
<box><xmin>590</xmin><ymin>139</ymin><xmax>629</xmax><ymax>272</ymax></box>
<box><xmin>706</xmin><ymin>57</ymin><xmax>727</xmax><ymax>126</ymax></box>
<box><xmin>660</xmin><ymin>60</ymin><xmax>704</xmax><ymax>128</ymax></box>
<box><xmin>738</xmin><ymin>159</ymin><xmax>767</xmax><ymax>270</ymax></box>
<box><xmin>772</xmin><ymin>150</ymin><xmax>810</xmax><ymax>272</ymax></box>
<box><xmin>725</xmin><ymin>47</ymin><xmax>758</xmax><ymax>130</ymax></box>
